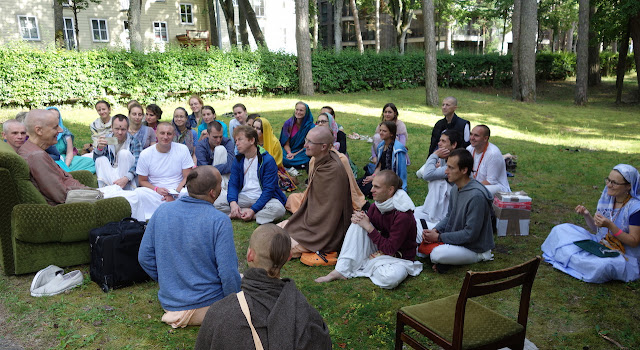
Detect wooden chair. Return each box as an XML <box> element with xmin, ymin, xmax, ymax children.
<box><xmin>395</xmin><ymin>257</ymin><xmax>541</xmax><ymax>350</ymax></box>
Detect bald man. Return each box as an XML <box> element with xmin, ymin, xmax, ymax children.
<box><xmin>2</xmin><ymin>119</ymin><xmax>27</xmax><ymax>152</ymax></box>
<box><xmin>139</xmin><ymin>165</ymin><xmax>241</xmax><ymax>328</ymax></box>
<box><xmin>428</xmin><ymin>96</ymin><xmax>470</xmax><ymax>156</ymax></box>
<box><xmin>284</xmin><ymin>126</ymin><xmax>353</xmax><ymax>260</ymax></box>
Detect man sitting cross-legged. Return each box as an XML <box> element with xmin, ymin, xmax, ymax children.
<box><xmin>134</xmin><ymin>122</ymin><xmax>194</xmax><ymax>221</ymax></box>
<box><xmin>139</xmin><ymin>165</ymin><xmax>241</xmax><ymax>328</ymax></box>
<box><xmin>421</xmin><ymin>149</ymin><xmax>495</xmax><ymax>273</ymax></box>
<box><xmin>2</xmin><ymin>119</ymin><xmax>27</xmax><ymax>152</ymax></box>
<box><xmin>214</xmin><ymin>125</ymin><xmax>286</xmax><ymax>224</ymax></box>
<box><xmin>93</xmin><ymin>114</ymin><xmax>142</xmax><ymax>190</ymax></box>
<box><xmin>195</xmin><ymin>121</ymin><xmax>234</xmax><ymax>190</ymax></box>
<box><xmin>283</xmin><ymin>126</ymin><xmax>353</xmax><ymax>258</ymax></box>
<box><xmin>315</xmin><ymin>170</ymin><xmax>423</xmax><ymax>289</ymax></box>
<box><xmin>195</xmin><ymin>224</ymin><xmax>332</xmax><ymax>349</ymax></box>
<box><xmin>466</xmin><ymin>124</ymin><xmax>510</xmax><ymax>195</ymax></box>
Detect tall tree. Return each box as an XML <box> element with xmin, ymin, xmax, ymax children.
<box><xmin>53</xmin><ymin>0</ymin><xmax>64</xmax><ymax>49</ymax></box>
<box><xmin>220</xmin><ymin>0</ymin><xmax>237</xmax><ymax>46</ymax></box>
<box><xmin>389</xmin><ymin>0</ymin><xmax>418</xmax><ymax>54</ymax></box>
<box><xmin>423</xmin><ymin>0</ymin><xmax>438</xmax><ymax>106</ymax></box>
<box><xmin>512</xmin><ymin>0</ymin><xmax>536</xmax><ymax>102</ymax></box>
<box><xmin>129</xmin><ymin>0</ymin><xmax>143</xmax><ymax>51</ymax></box>
<box><xmin>615</xmin><ymin>23</ymin><xmax>630</xmax><ymax>104</ymax></box>
<box><xmin>587</xmin><ymin>3</ymin><xmax>600</xmax><ymax>86</ymax></box>
<box><xmin>375</xmin><ymin>0</ymin><xmax>381</xmax><ymax>52</ymax></box>
<box><xmin>349</xmin><ymin>0</ymin><xmax>364</xmax><ymax>53</ymax></box>
<box><xmin>575</xmin><ymin>0</ymin><xmax>589</xmax><ymax>105</ymax></box>
<box><xmin>334</xmin><ymin>0</ymin><xmax>344</xmax><ymax>53</ymax></box>
<box><xmin>59</xmin><ymin>0</ymin><xmax>102</xmax><ymax>51</ymax></box>
<box><xmin>238</xmin><ymin>0</ymin><xmax>250</xmax><ymax>48</ymax></box>
<box><xmin>296</xmin><ymin>0</ymin><xmax>314</xmax><ymax>95</ymax></box>
<box><xmin>206</xmin><ymin>0</ymin><xmax>220</xmax><ymax>48</ymax></box>
<box><xmin>239</xmin><ymin>0</ymin><xmax>267</xmax><ymax>47</ymax></box>
<box><xmin>313</xmin><ymin>0</ymin><xmax>319</xmax><ymax>49</ymax></box>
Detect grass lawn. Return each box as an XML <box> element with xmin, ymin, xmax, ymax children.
<box><xmin>1</xmin><ymin>76</ymin><xmax>639</xmax><ymax>349</ymax></box>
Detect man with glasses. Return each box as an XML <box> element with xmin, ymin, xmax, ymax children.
<box><xmin>214</xmin><ymin>125</ymin><xmax>286</xmax><ymax>224</ymax></box>
<box><xmin>94</xmin><ymin>114</ymin><xmax>142</xmax><ymax>190</ymax></box>
<box><xmin>284</xmin><ymin>127</ymin><xmax>353</xmax><ymax>262</ymax></box>
<box><xmin>195</xmin><ymin>121</ymin><xmax>234</xmax><ymax>190</ymax></box>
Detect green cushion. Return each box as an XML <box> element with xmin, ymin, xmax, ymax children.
<box><xmin>401</xmin><ymin>294</ymin><xmax>524</xmax><ymax>349</ymax></box>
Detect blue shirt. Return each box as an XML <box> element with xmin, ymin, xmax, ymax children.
<box><xmin>195</xmin><ymin>137</ymin><xmax>235</xmax><ymax>175</ymax></box>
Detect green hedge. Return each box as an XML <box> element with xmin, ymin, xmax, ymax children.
<box><xmin>0</xmin><ymin>45</ymin><xmax>635</xmax><ymax>107</ymax></box>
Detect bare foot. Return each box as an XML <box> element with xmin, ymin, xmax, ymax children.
<box><xmin>315</xmin><ymin>270</ymin><xmax>346</xmax><ymax>283</ymax></box>
<box><xmin>432</xmin><ymin>264</ymin><xmax>438</xmax><ymax>273</ymax></box>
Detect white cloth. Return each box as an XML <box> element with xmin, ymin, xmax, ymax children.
<box><xmin>135</xmin><ymin>187</ymin><xmax>189</xmax><ymax>221</ymax></box>
<box><xmin>420</xmin><ymin>179</ymin><xmax>451</xmax><ymax>223</ymax></box>
<box><xmin>430</xmin><ymin>244</ymin><xmax>493</xmax><ymax>265</ymax></box>
<box><xmin>335</xmin><ymin>223</ymin><xmax>423</xmax><ymax>289</ymax></box>
<box><xmin>467</xmin><ymin>143</ymin><xmax>510</xmax><ymax>193</ymax></box>
<box><xmin>212</xmin><ymin>145</ymin><xmax>230</xmax><ymax>190</ymax></box>
<box><xmin>413</xmin><ymin>211</ymin><xmax>439</xmax><ymax>258</ymax></box>
<box><xmin>136</xmin><ymin>143</ymin><xmax>194</xmax><ymax>190</ymax></box>
<box><xmin>214</xmin><ymin>191</ymin><xmax>285</xmax><ymax>225</ymax></box>
<box><xmin>240</xmin><ymin>156</ymin><xmax>261</xmax><ymax>201</ymax></box>
<box><xmin>98</xmin><ymin>184</ymin><xmax>145</xmax><ymax>221</ymax></box>
<box><xmin>96</xmin><ymin>149</ymin><xmax>136</xmax><ymax>190</ymax></box>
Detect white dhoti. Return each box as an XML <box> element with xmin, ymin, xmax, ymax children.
<box><xmin>98</xmin><ymin>185</ymin><xmax>144</xmax><ymax>221</ymax></box>
<box><xmin>135</xmin><ymin>187</ymin><xmax>189</xmax><ymax>221</ymax></box>
<box><xmin>95</xmin><ymin>150</ymin><xmax>137</xmax><ymax>190</ymax></box>
<box><xmin>212</xmin><ymin>145</ymin><xmax>230</xmax><ymax>191</ymax></box>
<box><xmin>414</xmin><ymin>179</ymin><xmax>451</xmax><ymax>257</ymax></box>
<box><xmin>214</xmin><ymin>191</ymin><xmax>285</xmax><ymax>225</ymax></box>
<box><xmin>335</xmin><ymin>223</ymin><xmax>423</xmax><ymax>289</ymax></box>
<box><xmin>430</xmin><ymin>245</ymin><xmax>494</xmax><ymax>265</ymax></box>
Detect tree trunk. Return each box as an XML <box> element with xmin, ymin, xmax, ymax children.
<box><xmin>398</xmin><ymin>12</ymin><xmax>414</xmax><ymax>54</ymax></box>
<box><xmin>501</xmin><ymin>11</ymin><xmax>507</xmax><ymax>54</ymax></box>
<box><xmin>423</xmin><ymin>0</ymin><xmax>438</xmax><ymax>107</ymax></box>
<box><xmin>73</xmin><ymin>5</ymin><xmax>80</xmax><ymax>51</ymax></box>
<box><xmin>239</xmin><ymin>0</ymin><xmax>266</xmax><ymax>47</ymax></box>
<box><xmin>334</xmin><ymin>0</ymin><xmax>343</xmax><ymax>53</ymax></box>
<box><xmin>296</xmin><ymin>0</ymin><xmax>314</xmax><ymax>95</ymax></box>
<box><xmin>518</xmin><ymin>0</ymin><xmax>536</xmax><ymax>102</ymax></box>
<box><xmin>567</xmin><ymin>22</ymin><xmax>575</xmax><ymax>52</ymax></box>
<box><xmin>129</xmin><ymin>0</ymin><xmax>143</xmax><ymax>51</ymax></box>
<box><xmin>53</xmin><ymin>0</ymin><xmax>64</xmax><ymax>49</ymax></box>
<box><xmin>238</xmin><ymin>0</ymin><xmax>250</xmax><ymax>48</ymax></box>
<box><xmin>611</xmin><ymin>41</ymin><xmax>617</xmax><ymax>54</ymax></box>
<box><xmin>630</xmin><ymin>13</ymin><xmax>640</xmax><ymax>94</ymax></box>
<box><xmin>615</xmin><ymin>23</ymin><xmax>630</xmax><ymax>104</ymax></box>
<box><xmin>445</xmin><ymin>21</ymin><xmax>452</xmax><ymax>54</ymax></box>
<box><xmin>375</xmin><ymin>0</ymin><xmax>380</xmax><ymax>53</ymax></box>
<box><xmin>587</xmin><ymin>3</ymin><xmax>600</xmax><ymax>86</ymax></box>
<box><xmin>313</xmin><ymin>0</ymin><xmax>319</xmax><ymax>49</ymax></box>
<box><xmin>575</xmin><ymin>0</ymin><xmax>589</xmax><ymax>105</ymax></box>
<box><xmin>511</xmin><ymin>0</ymin><xmax>521</xmax><ymax>100</ymax></box>
<box><xmin>207</xmin><ymin>0</ymin><xmax>220</xmax><ymax>48</ymax></box>
<box><xmin>349</xmin><ymin>0</ymin><xmax>364</xmax><ymax>53</ymax></box>
<box><xmin>220</xmin><ymin>0</ymin><xmax>237</xmax><ymax>47</ymax></box>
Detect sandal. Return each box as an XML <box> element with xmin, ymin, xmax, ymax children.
<box><xmin>301</xmin><ymin>251</ymin><xmax>338</xmax><ymax>266</ymax></box>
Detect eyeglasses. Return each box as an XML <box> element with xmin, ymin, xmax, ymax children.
<box><xmin>605</xmin><ymin>177</ymin><xmax>628</xmax><ymax>186</ymax></box>
<box><xmin>316</xmin><ymin>120</ymin><xmax>328</xmax><ymax>125</ymax></box>
<box><xmin>305</xmin><ymin>138</ymin><xmax>322</xmax><ymax>145</ymax></box>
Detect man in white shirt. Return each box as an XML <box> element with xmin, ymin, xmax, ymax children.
<box><xmin>94</xmin><ymin>115</ymin><xmax>142</xmax><ymax>190</ymax></box>
<box><xmin>466</xmin><ymin>125</ymin><xmax>510</xmax><ymax>195</ymax></box>
<box><xmin>135</xmin><ymin>122</ymin><xmax>194</xmax><ymax>220</ymax></box>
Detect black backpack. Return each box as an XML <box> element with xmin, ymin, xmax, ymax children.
<box><xmin>90</xmin><ymin>217</ymin><xmax>151</xmax><ymax>292</ymax></box>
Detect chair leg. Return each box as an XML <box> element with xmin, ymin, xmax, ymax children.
<box><xmin>395</xmin><ymin>313</ymin><xmax>405</xmax><ymax>350</ymax></box>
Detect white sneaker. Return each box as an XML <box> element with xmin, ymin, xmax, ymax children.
<box><xmin>30</xmin><ymin>265</ymin><xmax>63</xmax><ymax>295</ymax></box>
<box><xmin>31</xmin><ymin>270</ymin><xmax>84</xmax><ymax>297</ymax></box>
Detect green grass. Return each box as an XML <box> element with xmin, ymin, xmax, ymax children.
<box><xmin>1</xmin><ymin>76</ymin><xmax>639</xmax><ymax>349</ymax></box>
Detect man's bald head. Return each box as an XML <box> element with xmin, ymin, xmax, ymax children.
<box><xmin>309</xmin><ymin>126</ymin><xmax>334</xmax><ymax>145</ymax></box>
<box><xmin>377</xmin><ymin>170</ymin><xmax>403</xmax><ymax>193</ymax></box>
<box><xmin>185</xmin><ymin>165</ymin><xmax>221</xmax><ymax>202</ymax></box>
<box><xmin>24</xmin><ymin>109</ymin><xmax>56</xmax><ymax>135</ymax></box>
<box><xmin>248</xmin><ymin>224</ymin><xmax>291</xmax><ymax>278</ymax></box>
<box><xmin>304</xmin><ymin>126</ymin><xmax>333</xmax><ymax>157</ymax></box>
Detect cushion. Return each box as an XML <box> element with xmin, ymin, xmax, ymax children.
<box><xmin>400</xmin><ymin>294</ymin><xmax>524</xmax><ymax>349</ymax></box>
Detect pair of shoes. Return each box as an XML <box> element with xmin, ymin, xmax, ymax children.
<box><xmin>287</xmin><ymin>167</ymin><xmax>300</xmax><ymax>177</ymax></box>
<box><xmin>30</xmin><ymin>265</ymin><xmax>83</xmax><ymax>297</ymax></box>
<box><xmin>301</xmin><ymin>251</ymin><xmax>338</xmax><ymax>266</ymax></box>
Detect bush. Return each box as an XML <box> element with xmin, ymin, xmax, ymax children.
<box><xmin>0</xmin><ymin>46</ymin><xmax>635</xmax><ymax>107</ymax></box>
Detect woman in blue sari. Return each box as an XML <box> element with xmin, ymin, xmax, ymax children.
<box><xmin>279</xmin><ymin>102</ymin><xmax>314</xmax><ymax>169</ymax></box>
<box><xmin>46</xmin><ymin>107</ymin><xmax>96</xmax><ymax>173</ymax></box>
<box><xmin>542</xmin><ymin>164</ymin><xmax>640</xmax><ymax>283</ymax></box>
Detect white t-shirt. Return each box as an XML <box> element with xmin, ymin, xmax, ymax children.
<box><xmin>136</xmin><ymin>142</ymin><xmax>194</xmax><ymax>190</ymax></box>
<box><xmin>467</xmin><ymin>142</ymin><xmax>510</xmax><ymax>192</ymax></box>
<box><xmin>240</xmin><ymin>156</ymin><xmax>262</xmax><ymax>201</ymax></box>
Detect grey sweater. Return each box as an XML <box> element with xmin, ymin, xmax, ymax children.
<box><xmin>434</xmin><ymin>178</ymin><xmax>495</xmax><ymax>253</ymax></box>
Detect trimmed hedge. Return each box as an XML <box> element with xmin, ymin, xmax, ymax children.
<box><xmin>0</xmin><ymin>45</ymin><xmax>635</xmax><ymax>107</ymax></box>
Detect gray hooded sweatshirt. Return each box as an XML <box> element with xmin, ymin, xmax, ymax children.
<box><xmin>434</xmin><ymin>178</ymin><xmax>495</xmax><ymax>253</ymax></box>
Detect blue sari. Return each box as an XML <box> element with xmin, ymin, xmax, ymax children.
<box><xmin>46</xmin><ymin>107</ymin><xmax>96</xmax><ymax>173</ymax></box>
<box><xmin>279</xmin><ymin>103</ymin><xmax>314</xmax><ymax>168</ymax></box>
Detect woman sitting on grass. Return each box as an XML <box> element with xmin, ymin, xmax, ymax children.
<box><xmin>172</xmin><ymin>107</ymin><xmax>198</xmax><ymax>163</ymax></box>
<box><xmin>316</xmin><ymin>112</ymin><xmax>347</xmax><ymax>154</ymax></box>
<box><xmin>90</xmin><ymin>100</ymin><xmax>112</xmax><ymax>144</ymax></box>
<box><xmin>46</xmin><ymin>107</ymin><xmax>96</xmax><ymax>173</ymax></box>
<box><xmin>198</xmin><ymin>106</ymin><xmax>228</xmax><ymax>140</ymax></box>
<box><xmin>280</xmin><ymin>101</ymin><xmax>314</xmax><ymax>170</ymax></box>
<box><xmin>128</xmin><ymin>103</ymin><xmax>156</xmax><ymax>149</ymax></box>
<box><xmin>144</xmin><ymin>104</ymin><xmax>162</xmax><ymax>131</ymax></box>
<box><xmin>542</xmin><ymin>164</ymin><xmax>640</xmax><ymax>283</ymax></box>
<box><xmin>358</xmin><ymin>121</ymin><xmax>407</xmax><ymax>198</ymax></box>
<box><xmin>188</xmin><ymin>94</ymin><xmax>204</xmax><ymax>128</ymax></box>
<box><xmin>370</xmin><ymin>103</ymin><xmax>408</xmax><ymax>164</ymax></box>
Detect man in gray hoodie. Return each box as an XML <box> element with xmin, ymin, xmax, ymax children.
<box><xmin>421</xmin><ymin>149</ymin><xmax>494</xmax><ymax>273</ymax></box>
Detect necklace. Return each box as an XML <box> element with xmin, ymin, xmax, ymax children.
<box><xmin>472</xmin><ymin>142</ymin><xmax>489</xmax><ymax>179</ymax></box>
<box><xmin>244</xmin><ymin>156</ymin><xmax>256</xmax><ymax>176</ymax></box>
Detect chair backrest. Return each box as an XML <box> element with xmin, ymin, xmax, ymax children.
<box><xmin>452</xmin><ymin>257</ymin><xmax>541</xmax><ymax>348</ymax></box>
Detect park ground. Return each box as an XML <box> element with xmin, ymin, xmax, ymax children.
<box><xmin>0</xmin><ymin>76</ymin><xmax>639</xmax><ymax>349</ymax></box>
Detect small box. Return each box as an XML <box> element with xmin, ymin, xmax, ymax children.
<box><xmin>494</xmin><ymin>191</ymin><xmax>532</xmax><ymax>203</ymax></box>
<box><xmin>493</xmin><ymin>204</ymin><xmax>530</xmax><ymax>236</ymax></box>
<box><xmin>494</xmin><ymin>198</ymin><xmax>532</xmax><ymax>210</ymax></box>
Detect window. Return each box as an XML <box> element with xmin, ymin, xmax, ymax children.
<box><xmin>153</xmin><ymin>22</ymin><xmax>168</xmax><ymax>42</ymax></box>
<box><xmin>253</xmin><ymin>0</ymin><xmax>265</xmax><ymax>17</ymax></box>
<box><xmin>63</xmin><ymin>17</ymin><xmax>76</xmax><ymax>50</ymax></box>
<box><xmin>17</xmin><ymin>15</ymin><xmax>40</xmax><ymax>40</ymax></box>
<box><xmin>91</xmin><ymin>19</ymin><xmax>109</xmax><ymax>42</ymax></box>
<box><xmin>180</xmin><ymin>3</ymin><xmax>193</xmax><ymax>24</ymax></box>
